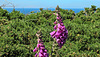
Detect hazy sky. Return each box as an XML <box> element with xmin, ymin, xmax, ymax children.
<box><xmin>0</xmin><ymin>0</ymin><xmax>100</xmax><ymax>8</ymax></box>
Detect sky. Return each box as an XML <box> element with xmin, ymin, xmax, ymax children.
<box><xmin>0</xmin><ymin>0</ymin><xmax>100</xmax><ymax>8</ymax></box>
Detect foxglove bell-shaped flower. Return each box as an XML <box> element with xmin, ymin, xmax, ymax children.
<box><xmin>50</xmin><ymin>31</ymin><xmax>56</xmax><ymax>37</ymax></box>
<box><xmin>54</xmin><ymin>25</ymin><xmax>57</xmax><ymax>30</ymax></box>
<box><xmin>33</xmin><ymin>48</ymin><xmax>38</xmax><ymax>52</ymax></box>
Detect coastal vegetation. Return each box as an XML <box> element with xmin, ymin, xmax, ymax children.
<box><xmin>0</xmin><ymin>5</ymin><xmax>100</xmax><ymax>57</ymax></box>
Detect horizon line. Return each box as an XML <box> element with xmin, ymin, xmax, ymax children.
<box><xmin>2</xmin><ymin>7</ymin><xmax>85</xmax><ymax>9</ymax></box>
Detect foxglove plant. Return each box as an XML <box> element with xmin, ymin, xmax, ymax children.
<box><xmin>33</xmin><ymin>30</ymin><xmax>49</xmax><ymax>57</ymax></box>
<box><xmin>50</xmin><ymin>5</ymin><xmax>68</xmax><ymax>57</ymax></box>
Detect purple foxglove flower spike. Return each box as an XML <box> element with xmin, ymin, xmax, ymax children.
<box><xmin>50</xmin><ymin>13</ymin><xmax>68</xmax><ymax>48</ymax></box>
<box><xmin>33</xmin><ymin>30</ymin><xmax>49</xmax><ymax>57</ymax></box>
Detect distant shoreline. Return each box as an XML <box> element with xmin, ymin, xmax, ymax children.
<box><xmin>3</xmin><ymin>8</ymin><xmax>84</xmax><ymax>14</ymax></box>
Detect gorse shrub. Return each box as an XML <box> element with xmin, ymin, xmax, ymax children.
<box><xmin>8</xmin><ymin>9</ymin><xmax>25</xmax><ymax>20</ymax></box>
<box><xmin>0</xmin><ymin>8</ymin><xmax>9</xmax><ymax>19</ymax></box>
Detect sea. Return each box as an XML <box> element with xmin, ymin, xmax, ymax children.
<box><xmin>3</xmin><ymin>8</ymin><xmax>84</xmax><ymax>15</ymax></box>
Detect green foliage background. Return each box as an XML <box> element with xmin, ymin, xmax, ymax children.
<box><xmin>0</xmin><ymin>5</ymin><xmax>100</xmax><ymax>57</ymax></box>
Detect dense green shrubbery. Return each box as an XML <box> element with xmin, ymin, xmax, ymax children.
<box><xmin>8</xmin><ymin>9</ymin><xmax>25</xmax><ymax>20</ymax></box>
<box><xmin>0</xmin><ymin>5</ymin><xmax>100</xmax><ymax>57</ymax></box>
<box><xmin>0</xmin><ymin>8</ymin><xmax>9</xmax><ymax>19</ymax></box>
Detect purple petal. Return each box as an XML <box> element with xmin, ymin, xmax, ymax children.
<box><xmin>56</xmin><ymin>39</ymin><xmax>61</xmax><ymax>43</ymax></box>
<box><xmin>52</xmin><ymin>35</ymin><xmax>55</xmax><ymax>38</ymax></box>
<box><xmin>65</xmin><ymin>30</ymin><xmax>68</xmax><ymax>34</ymax></box>
<box><xmin>35</xmin><ymin>53</ymin><xmax>38</xmax><ymax>57</ymax></box>
<box><xmin>40</xmin><ymin>47</ymin><xmax>45</xmax><ymax>49</ymax></box>
<box><xmin>58</xmin><ymin>23</ymin><xmax>61</xmax><ymax>28</ymax></box>
<box><xmin>55</xmin><ymin>31</ymin><xmax>61</xmax><ymax>36</ymax></box>
<box><xmin>40</xmin><ymin>50</ymin><xmax>43</xmax><ymax>53</ymax></box>
<box><xmin>57</xmin><ymin>17</ymin><xmax>59</xmax><ymax>19</ymax></box>
<box><xmin>60</xmin><ymin>38</ymin><xmax>64</xmax><ymax>41</ymax></box>
<box><xmin>33</xmin><ymin>48</ymin><xmax>37</xmax><ymax>52</ymax></box>
<box><xmin>37</xmin><ymin>44</ymin><xmax>40</xmax><ymax>48</ymax></box>
<box><xmin>60</xmin><ymin>36</ymin><xmax>63</xmax><ymax>38</ymax></box>
<box><xmin>44</xmin><ymin>49</ymin><xmax>47</xmax><ymax>52</ymax></box>
<box><xmin>39</xmin><ymin>53</ymin><xmax>43</xmax><ymax>57</ymax></box>
<box><xmin>59</xmin><ymin>19</ymin><xmax>62</xmax><ymax>23</ymax></box>
<box><xmin>54</xmin><ymin>25</ymin><xmax>57</xmax><ymax>30</ymax></box>
<box><xmin>50</xmin><ymin>31</ymin><xmax>56</xmax><ymax>36</ymax></box>
<box><xmin>60</xmin><ymin>23</ymin><xmax>63</xmax><ymax>26</ymax></box>
<box><xmin>43</xmin><ymin>52</ymin><xmax>47</xmax><ymax>56</ymax></box>
<box><xmin>61</xmin><ymin>42</ymin><xmax>64</xmax><ymax>44</ymax></box>
<box><xmin>61</xmin><ymin>26</ymin><xmax>65</xmax><ymax>31</ymax></box>
<box><xmin>38</xmin><ymin>39</ymin><xmax>41</xmax><ymax>43</ymax></box>
<box><xmin>57</xmin><ymin>28</ymin><xmax>61</xmax><ymax>32</ymax></box>
<box><xmin>54</xmin><ymin>21</ymin><xmax>57</xmax><ymax>24</ymax></box>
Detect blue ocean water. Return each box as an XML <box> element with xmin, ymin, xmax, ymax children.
<box><xmin>3</xmin><ymin>8</ymin><xmax>84</xmax><ymax>14</ymax></box>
